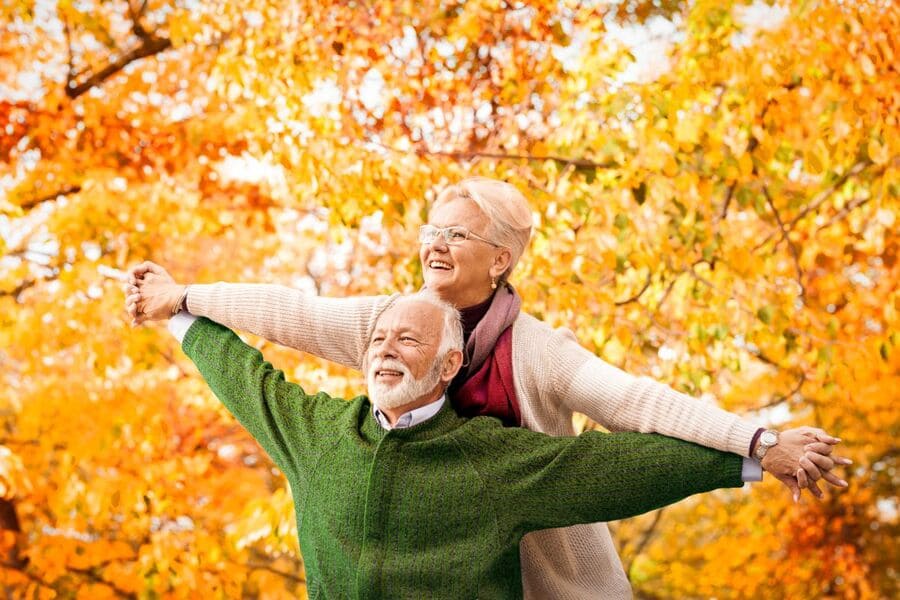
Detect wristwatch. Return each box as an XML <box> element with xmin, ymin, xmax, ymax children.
<box><xmin>753</xmin><ymin>429</ymin><xmax>779</xmax><ymax>460</ymax></box>
<box><xmin>171</xmin><ymin>285</ymin><xmax>190</xmax><ymax>316</ymax></box>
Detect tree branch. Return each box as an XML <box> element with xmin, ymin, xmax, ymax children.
<box><xmin>717</xmin><ymin>182</ymin><xmax>736</xmax><ymax>221</ymax></box>
<box><xmin>658</xmin><ymin>276</ymin><xmax>677</xmax><ymax>305</ymax></box>
<box><xmin>761</xmin><ymin>186</ymin><xmax>805</xmax><ymax>300</ymax></box>
<box><xmin>0</xmin><ymin>561</ymin><xmax>47</xmax><ymax>588</ymax></box>
<box><xmin>66</xmin><ymin>34</ymin><xmax>172</xmax><ymax>99</ymax></box>
<box><xmin>786</xmin><ymin>161</ymin><xmax>873</xmax><ymax>230</ymax></box>
<box><xmin>615</xmin><ymin>271</ymin><xmax>653</xmax><ymax>306</ymax></box>
<box><xmin>0</xmin><ymin>438</ymin><xmax>66</xmax><ymax>451</ymax></box>
<box><xmin>417</xmin><ymin>148</ymin><xmax>617</xmax><ymax>169</ymax></box>
<box><xmin>815</xmin><ymin>195</ymin><xmax>872</xmax><ymax>233</ymax></box>
<box><xmin>0</xmin><ymin>556</ymin><xmax>138</xmax><ymax>598</ymax></box>
<box><xmin>63</xmin><ymin>15</ymin><xmax>76</xmax><ymax>85</ymax></box>
<box><xmin>127</xmin><ymin>1</ymin><xmax>148</xmax><ymax>38</ymax></box>
<box><xmin>65</xmin><ymin>4</ymin><xmax>172</xmax><ymax>100</ymax></box>
<box><xmin>368</xmin><ymin>140</ymin><xmax>618</xmax><ymax>169</ymax></box>
<box><xmin>246</xmin><ymin>560</ymin><xmax>306</xmax><ymax>583</ymax></box>
<box><xmin>0</xmin><ymin>280</ymin><xmax>36</xmax><ymax>300</ymax></box>
<box><xmin>66</xmin><ymin>563</ymin><xmax>138</xmax><ymax>598</ymax></box>
<box><xmin>718</xmin><ymin>132</ymin><xmax>759</xmax><ymax>223</ymax></box>
<box><xmin>159</xmin><ymin>348</ymin><xmax>189</xmax><ymax>379</ymax></box>
<box><xmin>0</xmin><ymin>266</ymin><xmax>62</xmax><ymax>301</ymax></box>
<box><xmin>748</xmin><ymin>346</ymin><xmax>779</xmax><ymax>367</ymax></box>
<box><xmin>625</xmin><ymin>508</ymin><xmax>665</xmax><ymax>577</ymax></box>
<box><xmin>17</xmin><ymin>185</ymin><xmax>82</xmax><ymax>211</ymax></box>
<box><xmin>754</xmin><ymin>371</ymin><xmax>806</xmax><ymax>410</ymax></box>
<box><xmin>753</xmin><ymin>161</ymin><xmax>874</xmax><ymax>250</ymax></box>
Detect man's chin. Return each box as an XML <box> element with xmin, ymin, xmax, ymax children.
<box><xmin>371</xmin><ymin>379</ymin><xmax>401</xmax><ymax>394</ymax></box>
<box><xmin>372</xmin><ymin>395</ymin><xmax>411</xmax><ymax>411</ymax></box>
<box><xmin>369</xmin><ymin>383</ymin><xmax>411</xmax><ymax>410</ymax></box>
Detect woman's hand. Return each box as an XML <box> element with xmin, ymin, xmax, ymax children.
<box><xmin>760</xmin><ymin>427</ymin><xmax>851</xmax><ymax>502</ymax></box>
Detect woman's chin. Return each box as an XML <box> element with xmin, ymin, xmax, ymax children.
<box><xmin>423</xmin><ymin>272</ymin><xmax>455</xmax><ymax>293</ymax></box>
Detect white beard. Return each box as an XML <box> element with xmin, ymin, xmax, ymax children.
<box><xmin>367</xmin><ymin>358</ymin><xmax>444</xmax><ymax>410</ymax></box>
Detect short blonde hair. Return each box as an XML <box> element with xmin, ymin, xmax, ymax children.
<box><xmin>433</xmin><ymin>177</ymin><xmax>533</xmax><ymax>280</ymax></box>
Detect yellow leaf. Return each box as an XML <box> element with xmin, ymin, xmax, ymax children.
<box><xmin>738</xmin><ymin>152</ymin><xmax>753</xmax><ymax>178</ymax></box>
<box><xmin>867</xmin><ymin>138</ymin><xmax>888</xmax><ymax>165</ymax></box>
<box><xmin>674</xmin><ymin>114</ymin><xmax>701</xmax><ymax>147</ymax></box>
<box><xmin>859</xmin><ymin>54</ymin><xmax>876</xmax><ymax>78</ymax></box>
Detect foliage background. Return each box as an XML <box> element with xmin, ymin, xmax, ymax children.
<box><xmin>1</xmin><ymin>0</ymin><xmax>897</xmax><ymax>597</ymax></box>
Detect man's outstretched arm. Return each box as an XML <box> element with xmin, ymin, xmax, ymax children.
<box><xmin>477</xmin><ymin>425</ymin><xmax>826</xmax><ymax>536</ymax></box>
<box><xmin>169</xmin><ymin>313</ymin><xmax>343</xmax><ymax>481</ymax></box>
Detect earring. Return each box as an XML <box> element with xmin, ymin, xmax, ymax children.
<box><xmin>491</xmin><ymin>276</ymin><xmax>497</xmax><ymax>290</ymax></box>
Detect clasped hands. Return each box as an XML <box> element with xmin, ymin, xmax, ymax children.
<box><xmin>124</xmin><ymin>261</ymin><xmax>851</xmax><ymax>502</ymax></box>
<box><xmin>757</xmin><ymin>428</ymin><xmax>850</xmax><ymax>502</ymax></box>
<box><xmin>125</xmin><ymin>261</ymin><xmax>187</xmax><ymax>325</ymax></box>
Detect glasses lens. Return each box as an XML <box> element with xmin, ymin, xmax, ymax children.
<box><xmin>444</xmin><ymin>227</ymin><xmax>469</xmax><ymax>244</ymax></box>
<box><xmin>419</xmin><ymin>225</ymin><xmax>438</xmax><ymax>244</ymax></box>
<box><xmin>419</xmin><ymin>225</ymin><xmax>476</xmax><ymax>245</ymax></box>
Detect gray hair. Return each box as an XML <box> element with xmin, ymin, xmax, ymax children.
<box><xmin>391</xmin><ymin>290</ymin><xmax>463</xmax><ymax>356</ymax></box>
<box><xmin>433</xmin><ymin>177</ymin><xmax>533</xmax><ymax>280</ymax></box>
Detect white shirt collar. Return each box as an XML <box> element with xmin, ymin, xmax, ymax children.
<box><xmin>373</xmin><ymin>395</ymin><xmax>446</xmax><ymax>430</ymax></box>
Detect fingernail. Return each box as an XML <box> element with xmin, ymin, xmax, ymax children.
<box><xmin>793</xmin><ymin>493</ymin><xmax>799</xmax><ymax>503</ymax></box>
<box><xmin>839</xmin><ymin>480</ymin><xmax>848</xmax><ymax>487</ymax></box>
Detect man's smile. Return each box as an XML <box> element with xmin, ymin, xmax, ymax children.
<box><xmin>375</xmin><ymin>369</ymin><xmax>404</xmax><ymax>383</ymax></box>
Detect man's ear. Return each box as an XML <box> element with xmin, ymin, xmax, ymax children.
<box><xmin>440</xmin><ymin>349</ymin><xmax>463</xmax><ymax>383</ymax></box>
<box><xmin>489</xmin><ymin>247</ymin><xmax>512</xmax><ymax>279</ymax></box>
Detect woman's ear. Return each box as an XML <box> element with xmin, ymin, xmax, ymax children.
<box><xmin>489</xmin><ymin>247</ymin><xmax>512</xmax><ymax>279</ymax></box>
<box><xmin>441</xmin><ymin>349</ymin><xmax>463</xmax><ymax>383</ymax></box>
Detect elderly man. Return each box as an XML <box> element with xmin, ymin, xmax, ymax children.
<box><xmin>152</xmin><ymin>290</ymin><xmax>826</xmax><ymax>599</ymax></box>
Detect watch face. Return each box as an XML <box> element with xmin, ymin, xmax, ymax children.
<box><xmin>761</xmin><ymin>431</ymin><xmax>778</xmax><ymax>446</ymax></box>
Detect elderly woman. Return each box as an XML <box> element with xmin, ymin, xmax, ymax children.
<box><xmin>128</xmin><ymin>177</ymin><xmax>846</xmax><ymax>599</ymax></box>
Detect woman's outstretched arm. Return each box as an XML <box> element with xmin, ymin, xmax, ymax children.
<box><xmin>127</xmin><ymin>261</ymin><xmax>394</xmax><ymax>370</ymax></box>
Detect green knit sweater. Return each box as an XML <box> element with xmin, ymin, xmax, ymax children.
<box><xmin>181</xmin><ymin>318</ymin><xmax>743</xmax><ymax>599</ymax></box>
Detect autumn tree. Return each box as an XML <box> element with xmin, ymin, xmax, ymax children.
<box><xmin>1</xmin><ymin>0</ymin><xmax>896</xmax><ymax>597</ymax></box>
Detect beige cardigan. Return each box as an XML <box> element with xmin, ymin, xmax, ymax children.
<box><xmin>187</xmin><ymin>283</ymin><xmax>758</xmax><ymax>599</ymax></box>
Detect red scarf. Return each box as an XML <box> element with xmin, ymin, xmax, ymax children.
<box><xmin>448</xmin><ymin>284</ymin><xmax>522</xmax><ymax>427</ymax></box>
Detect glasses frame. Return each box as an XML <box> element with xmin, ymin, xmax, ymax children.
<box><xmin>418</xmin><ymin>224</ymin><xmax>501</xmax><ymax>248</ymax></box>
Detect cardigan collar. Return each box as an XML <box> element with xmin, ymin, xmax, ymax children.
<box><xmin>360</xmin><ymin>397</ymin><xmax>466</xmax><ymax>442</ymax></box>
<box><xmin>372</xmin><ymin>395</ymin><xmax>446</xmax><ymax>430</ymax></box>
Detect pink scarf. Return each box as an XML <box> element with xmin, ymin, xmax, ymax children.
<box><xmin>449</xmin><ymin>284</ymin><xmax>522</xmax><ymax>426</ymax></box>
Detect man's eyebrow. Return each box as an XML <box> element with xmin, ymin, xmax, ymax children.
<box><xmin>398</xmin><ymin>323</ymin><xmax>434</xmax><ymax>340</ymax></box>
<box><xmin>370</xmin><ymin>325</ymin><xmax>420</xmax><ymax>335</ymax></box>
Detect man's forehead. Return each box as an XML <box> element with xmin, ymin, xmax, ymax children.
<box><xmin>375</xmin><ymin>300</ymin><xmax>442</xmax><ymax>332</ymax></box>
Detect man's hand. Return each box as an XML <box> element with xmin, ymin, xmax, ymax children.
<box><xmin>760</xmin><ymin>427</ymin><xmax>851</xmax><ymax>502</ymax></box>
<box><xmin>125</xmin><ymin>261</ymin><xmax>185</xmax><ymax>325</ymax></box>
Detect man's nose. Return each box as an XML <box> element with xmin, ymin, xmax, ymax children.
<box><xmin>377</xmin><ymin>340</ymin><xmax>399</xmax><ymax>359</ymax></box>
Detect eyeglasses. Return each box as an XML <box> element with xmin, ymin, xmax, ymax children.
<box><xmin>418</xmin><ymin>225</ymin><xmax>501</xmax><ymax>247</ymax></box>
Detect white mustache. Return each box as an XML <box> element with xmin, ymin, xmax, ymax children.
<box><xmin>370</xmin><ymin>359</ymin><xmax>410</xmax><ymax>378</ymax></box>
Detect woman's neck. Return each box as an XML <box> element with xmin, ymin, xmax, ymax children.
<box><xmin>458</xmin><ymin>293</ymin><xmax>494</xmax><ymax>338</ymax></box>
